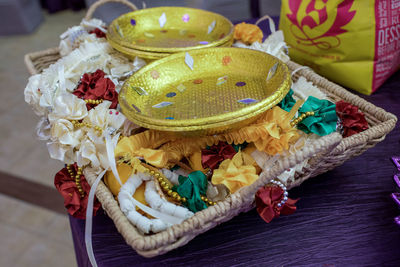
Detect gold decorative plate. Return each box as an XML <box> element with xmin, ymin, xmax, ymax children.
<box><xmin>108</xmin><ymin>36</ymin><xmax>234</xmax><ymax>60</ymax></box>
<box><xmin>107</xmin><ymin>7</ymin><xmax>234</xmax><ymax>53</ymax></box>
<box><xmin>119</xmin><ymin>47</ymin><xmax>291</xmax><ymax>135</ymax></box>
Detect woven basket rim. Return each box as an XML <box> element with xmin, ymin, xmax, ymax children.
<box><xmin>84</xmin><ymin>132</ymin><xmax>342</xmax><ymax>257</ymax></box>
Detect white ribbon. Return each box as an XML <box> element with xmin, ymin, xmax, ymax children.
<box><xmin>128</xmin><ymin>193</ymin><xmax>184</xmax><ymax>225</ymax></box>
<box><xmin>58</xmin><ymin>65</ymin><xmax>66</xmax><ymax>93</ymax></box>
<box><xmin>291</xmin><ymin>66</ymin><xmax>311</xmax><ymax>78</ymax></box>
<box><xmin>85</xmin><ymin>169</ymin><xmax>106</xmax><ymax>267</ymax></box>
<box><xmin>255</xmin><ymin>15</ymin><xmax>276</xmax><ymax>33</ymax></box>
<box><xmin>120</xmin><ymin>173</ymin><xmax>185</xmax><ymax>225</ymax></box>
<box><xmin>105</xmin><ymin>131</ymin><xmax>122</xmax><ymax>186</ymax></box>
<box><xmin>81</xmin><ymin>19</ymin><xmax>107</xmax><ymax>33</ymax></box>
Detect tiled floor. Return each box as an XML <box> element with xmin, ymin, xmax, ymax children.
<box><xmin>0</xmin><ymin>9</ymin><xmax>87</xmax><ymax>267</ymax></box>
<box><xmin>0</xmin><ymin>194</ymin><xmax>76</xmax><ymax>267</ymax></box>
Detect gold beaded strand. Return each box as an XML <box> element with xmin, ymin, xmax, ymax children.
<box><xmin>84</xmin><ymin>99</ymin><xmax>103</xmax><ymax>105</ymax></box>
<box><xmin>71</xmin><ymin>120</ymin><xmax>103</xmax><ymax>134</ymax></box>
<box><xmin>143</xmin><ymin>167</ymin><xmax>217</xmax><ymax>206</ymax></box>
<box><xmin>66</xmin><ymin>164</ymin><xmax>85</xmax><ymax>197</ymax></box>
<box><xmin>290</xmin><ymin>111</ymin><xmax>315</xmax><ymax>127</ymax></box>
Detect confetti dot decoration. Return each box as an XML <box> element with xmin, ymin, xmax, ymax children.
<box><xmin>182</xmin><ymin>14</ymin><xmax>190</xmax><ymax>22</ymax></box>
<box><xmin>236</xmin><ymin>81</ymin><xmax>246</xmax><ymax>87</ymax></box>
<box><xmin>153</xmin><ymin>102</ymin><xmax>173</xmax><ymax>108</ymax></box>
<box><xmin>144</xmin><ymin>32</ymin><xmax>155</xmax><ymax>38</ymax></box>
<box><xmin>193</xmin><ymin>79</ymin><xmax>203</xmax><ymax>84</ymax></box>
<box><xmin>208</xmin><ymin>20</ymin><xmax>216</xmax><ymax>34</ymax></box>
<box><xmin>159</xmin><ymin>12</ymin><xmax>167</xmax><ymax>28</ymax></box>
<box><xmin>165</xmin><ymin>117</ymin><xmax>174</xmax><ymax>120</ymax></box>
<box><xmin>222</xmin><ymin>56</ymin><xmax>232</xmax><ymax>66</ymax></box>
<box><xmin>131</xmin><ymin>104</ymin><xmax>141</xmax><ymax>113</ymax></box>
<box><xmin>237</xmin><ymin>98</ymin><xmax>258</xmax><ymax>104</ymax></box>
<box><xmin>151</xmin><ymin>70</ymin><xmax>160</xmax><ymax>79</ymax></box>
<box><xmin>185</xmin><ymin>52</ymin><xmax>194</xmax><ymax>70</ymax></box>
<box><xmin>130</xmin><ymin>19</ymin><xmax>136</xmax><ymax>26</ymax></box>
<box><xmin>177</xmin><ymin>84</ymin><xmax>186</xmax><ymax>92</ymax></box>
<box><xmin>199</xmin><ymin>41</ymin><xmax>209</xmax><ymax>45</ymax></box>
<box><xmin>166</xmin><ymin>92</ymin><xmax>177</xmax><ymax>98</ymax></box>
<box><xmin>216</xmin><ymin>76</ymin><xmax>228</xmax><ymax>85</ymax></box>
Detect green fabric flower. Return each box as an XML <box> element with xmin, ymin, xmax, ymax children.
<box><xmin>173</xmin><ymin>171</ymin><xmax>208</xmax><ymax>213</ymax></box>
<box><xmin>278</xmin><ymin>89</ymin><xmax>296</xmax><ymax>112</ymax></box>
<box><xmin>297</xmin><ymin>96</ymin><xmax>338</xmax><ymax>136</ymax></box>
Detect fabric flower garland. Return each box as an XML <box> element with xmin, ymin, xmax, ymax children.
<box><xmin>297</xmin><ymin>96</ymin><xmax>338</xmax><ymax>136</ymax></box>
<box><xmin>336</xmin><ymin>100</ymin><xmax>369</xmax><ymax>137</ymax></box>
<box><xmin>73</xmin><ymin>69</ymin><xmax>118</xmax><ymax>110</ymax></box>
<box><xmin>54</xmin><ymin>163</ymin><xmax>101</xmax><ymax>219</ymax></box>
<box><xmin>255</xmin><ymin>185</ymin><xmax>298</xmax><ymax>223</ymax></box>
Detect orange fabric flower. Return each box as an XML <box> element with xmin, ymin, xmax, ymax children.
<box><xmin>234</xmin><ymin>22</ymin><xmax>263</xmax><ymax>44</ymax></box>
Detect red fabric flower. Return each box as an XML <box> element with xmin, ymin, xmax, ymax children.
<box><xmin>336</xmin><ymin>100</ymin><xmax>369</xmax><ymax>137</ymax></box>
<box><xmin>54</xmin><ymin>164</ymin><xmax>101</xmax><ymax>219</ymax></box>
<box><xmin>89</xmin><ymin>28</ymin><xmax>106</xmax><ymax>38</ymax></box>
<box><xmin>73</xmin><ymin>69</ymin><xmax>118</xmax><ymax>110</ymax></box>
<box><xmin>255</xmin><ymin>185</ymin><xmax>298</xmax><ymax>223</ymax></box>
<box><xmin>201</xmin><ymin>142</ymin><xmax>237</xmax><ymax>170</ymax></box>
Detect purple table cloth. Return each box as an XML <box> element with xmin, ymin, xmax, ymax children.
<box><xmin>69</xmin><ymin>18</ymin><xmax>400</xmax><ymax>266</ymax></box>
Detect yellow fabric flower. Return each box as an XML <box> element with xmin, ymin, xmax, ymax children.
<box><xmin>114</xmin><ymin>130</ymin><xmax>175</xmax><ymax>162</ymax></box>
<box><xmin>212</xmin><ymin>151</ymin><xmax>259</xmax><ymax>193</ymax></box>
<box><xmin>234</xmin><ymin>22</ymin><xmax>263</xmax><ymax>44</ymax></box>
<box><xmin>187</xmin><ymin>151</ymin><xmax>207</xmax><ymax>172</ymax></box>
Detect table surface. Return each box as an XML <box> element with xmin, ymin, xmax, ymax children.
<box><xmin>68</xmin><ymin>19</ymin><xmax>400</xmax><ymax>266</ymax></box>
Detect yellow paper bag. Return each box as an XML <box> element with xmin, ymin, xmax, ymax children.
<box><xmin>280</xmin><ymin>0</ymin><xmax>400</xmax><ymax>95</ymax></box>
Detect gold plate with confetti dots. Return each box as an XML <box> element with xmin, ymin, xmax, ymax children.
<box><xmin>119</xmin><ymin>47</ymin><xmax>291</xmax><ymax>135</ymax></box>
<box><xmin>107</xmin><ymin>7</ymin><xmax>234</xmax><ymax>55</ymax></box>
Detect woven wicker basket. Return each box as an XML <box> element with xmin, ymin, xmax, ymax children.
<box><xmin>24</xmin><ymin>0</ymin><xmax>397</xmax><ymax>257</ymax></box>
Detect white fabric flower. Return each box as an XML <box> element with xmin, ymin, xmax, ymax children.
<box><xmin>24</xmin><ymin>75</ymin><xmax>47</xmax><ymax>116</ymax></box>
<box><xmin>36</xmin><ymin>117</ymin><xmax>51</xmax><ymax>141</ymax></box>
<box><xmin>59</xmin><ymin>18</ymin><xmax>107</xmax><ymax>56</ymax></box>
<box><xmin>80</xmin><ymin>18</ymin><xmax>106</xmax><ymax>32</ymax></box>
<box><xmin>233</xmin><ymin>30</ymin><xmax>289</xmax><ymax>62</ymax></box>
<box><xmin>46</xmin><ymin>141</ymin><xmax>76</xmax><ymax>164</ymax></box>
<box><xmin>292</xmin><ymin>76</ymin><xmax>328</xmax><ymax>100</ymax></box>
<box><xmin>76</xmin><ymin>136</ymin><xmax>110</xmax><ymax>169</ymax></box>
<box><xmin>83</xmin><ymin>101</ymin><xmax>126</xmax><ymax>130</ymax></box>
<box><xmin>50</xmin><ymin>119</ymin><xmax>84</xmax><ymax>147</ymax></box>
<box><xmin>48</xmin><ymin>92</ymin><xmax>88</xmax><ymax>123</ymax></box>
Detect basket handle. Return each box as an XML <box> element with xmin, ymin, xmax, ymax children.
<box><xmin>85</xmin><ymin>0</ymin><xmax>138</xmax><ymax>21</ymax></box>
